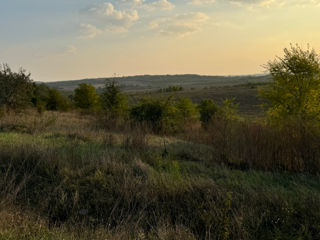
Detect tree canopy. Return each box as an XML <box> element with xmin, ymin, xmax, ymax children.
<box><xmin>0</xmin><ymin>64</ymin><xmax>33</xmax><ymax>109</ymax></box>
<box><xmin>74</xmin><ymin>83</ymin><xmax>100</xmax><ymax>110</ymax></box>
<box><xmin>260</xmin><ymin>45</ymin><xmax>320</xmax><ymax>121</ymax></box>
<box><xmin>100</xmin><ymin>82</ymin><xmax>128</xmax><ymax>117</ymax></box>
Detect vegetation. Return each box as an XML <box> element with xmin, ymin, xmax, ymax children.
<box><xmin>260</xmin><ymin>45</ymin><xmax>320</xmax><ymax>121</ymax></box>
<box><xmin>100</xmin><ymin>82</ymin><xmax>128</xmax><ymax>117</ymax></box>
<box><xmin>74</xmin><ymin>83</ymin><xmax>100</xmax><ymax>110</ymax></box>
<box><xmin>198</xmin><ymin>99</ymin><xmax>219</xmax><ymax>125</ymax></box>
<box><xmin>1</xmin><ymin>46</ymin><xmax>320</xmax><ymax>239</ymax></box>
<box><xmin>158</xmin><ymin>85</ymin><xmax>184</xmax><ymax>93</ymax></box>
<box><xmin>0</xmin><ymin>64</ymin><xmax>33</xmax><ymax>110</ymax></box>
<box><xmin>46</xmin><ymin>88</ymin><xmax>70</xmax><ymax>111</ymax></box>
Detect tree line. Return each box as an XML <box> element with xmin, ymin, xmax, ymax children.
<box><xmin>1</xmin><ymin>45</ymin><xmax>320</xmax><ymax>131</ymax></box>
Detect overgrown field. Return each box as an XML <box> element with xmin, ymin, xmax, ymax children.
<box><xmin>0</xmin><ymin>111</ymin><xmax>319</xmax><ymax>240</ymax></box>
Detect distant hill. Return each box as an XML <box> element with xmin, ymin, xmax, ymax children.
<box><xmin>45</xmin><ymin>74</ymin><xmax>272</xmax><ymax>93</ymax></box>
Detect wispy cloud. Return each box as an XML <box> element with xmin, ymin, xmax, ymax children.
<box><xmin>150</xmin><ymin>12</ymin><xmax>209</xmax><ymax>37</ymax></box>
<box><xmin>80</xmin><ymin>24</ymin><xmax>102</xmax><ymax>39</ymax></box>
<box><xmin>189</xmin><ymin>0</ymin><xmax>216</xmax><ymax>6</ymax></box>
<box><xmin>124</xmin><ymin>0</ymin><xmax>175</xmax><ymax>11</ymax></box>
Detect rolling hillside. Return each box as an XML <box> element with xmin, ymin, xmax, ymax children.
<box><xmin>46</xmin><ymin>74</ymin><xmax>271</xmax><ymax>93</ymax></box>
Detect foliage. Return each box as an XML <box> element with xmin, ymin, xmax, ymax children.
<box><xmin>0</xmin><ymin>111</ymin><xmax>320</xmax><ymax>240</ymax></box>
<box><xmin>31</xmin><ymin>83</ymin><xmax>51</xmax><ymax>111</ymax></box>
<box><xmin>158</xmin><ymin>85</ymin><xmax>184</xmax><ymax>93</ymax></box>
<box><xmin>0</xmin><ymin>64</ymin><xmax>33</xmax><ymax>110</ymax></box>
<box><xmin>74</xmin><ymin>84</ymin><xmax>100</xmax><ymax>110</ymax></box>
<box><xmin>46</xmin><ymin>89</ymin><xmax>70</xmax><ymax>111</ymax></box>
<box><xmin>260</xmin><ymin>45</ymin><xmax>320</xmax><ymax>121</ymax></box>
<box><xmin>198</xmin><ymin>99</ymin><xmax>219</xmax><ymax>125</ymax></box>
<box><xmin>219</xmin><ymin>98</ymin><xmax>240</xmax><ymax>121</ymax></box>
<box><xmin>130</xmin><ymin>97</ymin><xmax>183</xmax><ymax>133</ymax></box>
<box><xmin>100</xmin><ymin>82</ymin><xmax>128</xmax><ymax>117</ymax></box>
<box><xmin>176</xmin><ymin>97</ymin><xmax>199</xmax><ymax>123</ymax></box>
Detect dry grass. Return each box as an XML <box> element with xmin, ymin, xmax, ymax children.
<box><xmin>0</xmin><ymin>110</ymin><xmax>320</xmax><ymax>239</ymax></box>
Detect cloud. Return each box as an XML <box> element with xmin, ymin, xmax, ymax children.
<box><xmin>189</xmin><ymin>0</ymin><xmax>216</xmax><ymax>5</ymax></box>
<box><xmin>293</xmin><ymin>0</ymin><xmax>320</xmax><ymax>7</ymax></box>
<box><xmin>80</xmin><ymin>24</ymin><xmax>102</xmax><ymax>39</ymax></box>
<box><xmin>150</xmin><ymin>12</ymin><xmax>209</xmax><ymax>37</ymax></box>
<box><xmin>229</xmin><ymin>0</ymin><xmax>280</xmax><ymax>8</ymax></box>
<box><xmin>81</xmin><ymin>2</ymin><xmax>139</xmax><ymax>34</ymax></box>
<box><xmin>103</xmin><ymin>2</ymin><xmax>139</xmax><ymax>31</ymax></box>
<box><xmin>65</xmin><ymin>45</ymin><xmax>77</xmax><ymax>54</ymax></box>
<box><xmin>145</xmin><ymin>0</ymin><xmax>175</xmax><ymax>10</ymax></box>
<box><xmin>124</xmin><ymin>0</ymin><xmax>175</xmax><ymax>11</ymax></box>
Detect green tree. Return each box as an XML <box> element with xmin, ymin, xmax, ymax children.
<box><xmin>260</xmin><ymin>45</ymin><xmax>320</xmax><ymax>121</ymax></box>
<box><xmin>130</xmin><ymin>97</ymin><xmax>179</xmax><ymax>133</ymax></box>
<box><xmin>0</xmin><ymin>64</ymin><xmax>33</xmax><ymax>109</ymax></box>
<box><xmin>31</xmin><ymin>83</ymin><xmax>50</xmax><ymax>107</ymax></box>
<box><xmin>198</xmin><ymin>99</ymin><xmax>219</xmax><ymax>125</ymax></box>
<box><xmin>74</xmin><ymin>83</ymin><xmax>99</xmax><ymax>110</ymax></box>
<box><xmin>100</xmin><ymin>82</ymin><xmax>128</xmax><ymax>117</ymax></box>
<box><xmin>46</xmin><ymin>89</ymin><xmax>70</xmax><ymax>111</ymax></box>
<box><xmin>219</xmin><ymin>98</ymin><xmax>239</xmax><ymax>121</ymax></box>
<box><xmin>176</xmin><ymin>97</ymin><xmax>198</xmax><ymax>123</ymax></box>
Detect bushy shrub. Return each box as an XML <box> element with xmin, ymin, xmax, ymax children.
<box><xmin>0</xmin><ymin>64</ymin><xmax>33</xmax><ymax>110</ymax></box>
<box><xmin>130</xmin><ymin>97</ymin><xmax>180</xmax><ymax>133</ymax></box>
<box><xmin>176</xmin><ymin>97</ymin><xmax>199</xmax><ymax>123</ymax></box>
<box><xmin>100</xmin><ymin>82</ymin><xmax>128</xmax><ymax>118</ymax></box>
<box><xmin>198</xmin><ymin>99</ymin><xmax>219</xmax><ymax>126</ymax></box>
<box><xmin>46</xmin><ymin>89</ymin><xmax>70</xmax><ymax>111</ymax></box>
<box><xmin>74</xmin><ymin>83</ymin><xmax>100</xmax><ymax>111</ymax></box>
<box><xmin>260</xmin><ymin>45</ymin><xmax>320</xmax><ymax>122</ymax></box>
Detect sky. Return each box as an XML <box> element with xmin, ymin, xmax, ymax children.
<box><xmin>1</xmin><ymin>0</ymin><xmax>320</xmax><ymax>82</ymax></box>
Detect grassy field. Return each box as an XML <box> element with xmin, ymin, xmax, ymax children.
<box><xmin>0</xmin><ymin>110</ymin><xmax>319</xmax><ymax>240</ymax></box>
<box><xmin>128</xmin><ymin>84</ymin><xmax>266</xmax><ymax>116</ymax></box>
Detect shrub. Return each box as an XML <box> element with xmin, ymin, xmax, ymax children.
<box><xmin>198</xmin><ymin>99</ymin><xmax>219</xmax><ymax>126</ymax></box>
<box><xmin>130</xmin><ymin>97</ymin><xmax>179</xmax><ymax>133</ymax></box>
<box><xmin>100</xmin><ymin>82</ymin><xmax>128</xmax><ymax>118</ymax></box>
<box><xmin>46</xmin><ymin>89</ymin><xmax>70</xmax><ymax>111</ymax></box>
<box><xmin>74</xmin><ymin>83</ymin><xmax>100</xmax><ymax>110</ymax></box>
<box><xmin>260</xmin><ymin>45</ymin><xmax>320</xmax><ymax>122</ymax></box>
<box><xmin>176</xmin><ymin>97</ymin><xmax>199</xmax><ymax>124</ymax></box>
<box><xmin>0</xmin><ymin>64</ymin><xmax>33</xmax><ymax>110</ymax></box>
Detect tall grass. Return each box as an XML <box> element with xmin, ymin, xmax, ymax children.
<box><xmin>0</xmin><ymin>111</ymin><xmax>320</xmax><ymax>239</ymax></box>
<box><xmin>186</xmin><ymin>117</ymin><xmax>320</xmax><ymax>174</ymax></box>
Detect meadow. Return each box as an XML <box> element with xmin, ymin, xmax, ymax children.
<box><xmin>0</xmin><ymin>109</ymin><xmax>319</xmax><ymax>240</ymax></box>
<box><xmin>1</xmin><ymin>46</ymin><xmax>320</xmax><ymax>240</ymax></box>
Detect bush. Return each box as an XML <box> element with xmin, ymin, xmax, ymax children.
<box><xmin>130</xmin><ymin>97</ymin><xmax>179</xmax><ymax>133</ymax></box>
<box><xmin>100</xmin><ymin>82</ymin><xmax>128</xmax><ymax>118</ymax></box>
<box><xmin>74</xmin><ymin>84</ymin><xmax>100</xmax><ymax>111</ymax></box>
<box><xmin>46</xmin><ymin>89</ymin><xmax>70</xmax><ymax>111</ymax></box>
<box><xmin>0</xmin><ymin>64</ymin><xmax>33</xmax><ymax>110</ymax></box>
<box><xmin>198</xmin><ymin>99</ymin><xmax>219</xmax><ymax>126</ymax></box>
<box><xmin>260</xmin><ymin>45</ymin><xmax>320</xmax><ymax>122</ymax></box>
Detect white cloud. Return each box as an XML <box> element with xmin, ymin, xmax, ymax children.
<box><xmin>144</xmin><ymin>0</ymin><xmax>175</xmax><ymax>10</ymax></box>
<box><xmin>230</xmin><ymin>0</ymin><xmax>280</xmax><ymax>8</ymax></box>
<box><xmin>189</xmin><ymin>0</ymin><xmax>216</xmax><ymax>6</ymax></box>
<box><xmin>150</xmin><ymin>12</ymin><xmax>209</xmax><ymax>37</ymax></box>
<box><xmin>103</xmin><ymin>2</ymin><xmax>139</xmax><ymax>31</ymax></box>
<box><xmin>80</xmin><ymin>24</ymin><xmax>102</xmax><ymax>39</ymax></box>
<box><xmin>124</xmin><ymin>0</ymin><xmax>175</xmax><ymax>11</ymax></box>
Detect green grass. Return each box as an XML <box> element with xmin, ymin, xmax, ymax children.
<box><xmin>1</xmin><ymin>111</ymin><xmax>319</xmax><ymax>240</ymax></box>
